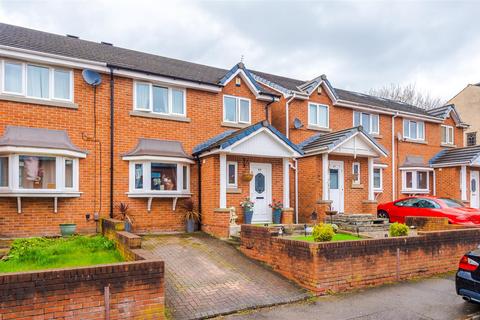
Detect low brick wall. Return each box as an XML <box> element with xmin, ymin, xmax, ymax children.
<box><xmin>241</xmin><ymin>224</ymin><xmax>480</xmax><ymax>294</ymax></box>
<box><xmin>101</xmin><ymin>218</ymin><xmax>145</xmax><ymax>261</ymax></box>
<box><xmin>405</xmin><ymin>216</ymin><xmax>468</xmax><ymax>231</ymax></box>
<box><xmin>0</xmin><ymin>260</ymin><xmax>165</xmax><ymax>319</ymax></box>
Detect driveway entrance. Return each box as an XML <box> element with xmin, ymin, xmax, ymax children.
<box><xmin>142</xmin><ymin>233</ymin><xmax>309</xmax><ymax>320</ymax></box>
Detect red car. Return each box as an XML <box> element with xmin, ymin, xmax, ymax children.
<box><xmin>377</xmin><ymin>196</ymin><xmax>480</xmax><ymax>225</ymax></box>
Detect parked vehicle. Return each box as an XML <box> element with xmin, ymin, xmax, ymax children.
<box><xmin>456</xmin><ymin>249</ymin><xmax>480</xmax><ymax>303</ymax></box>
<box><xmin>377</xmin><ymin>196</ymin><xmax>480</xmax><ymax>225</ymax></box>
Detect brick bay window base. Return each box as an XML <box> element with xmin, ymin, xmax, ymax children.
<box><xmin>193</xmin><ymin>121</ymin><xmax>302</xmax><ymax>238</ymax></box>
<box><xmin>297</xmin><ymin>126</ymin><xmax>388</xmax><ymax>221</ymax></box>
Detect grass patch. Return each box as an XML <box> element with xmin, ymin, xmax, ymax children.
<box><xmin>291</xmin><ymin>233</ymin><xmax>362</xmax><ymax>242</ymax></box>
<box><xmin>0</xmin><ymin>235</ymin><xmax>123</xmax><ymax>273</ymax></box>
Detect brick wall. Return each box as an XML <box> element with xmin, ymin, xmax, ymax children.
<box><xmin>0</xmin><ymin>260</ymin><xmax>165</xmax><ymax>319</ymax></box>
<box><xmin>241</xmin><ymin>224</ymin><xmax>480</xmax><ymax>294</ymax></box>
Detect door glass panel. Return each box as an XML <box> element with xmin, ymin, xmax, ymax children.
<box><xmin>330</xmin><ymin>169</ymin><xmax>339</xmax><ymax>189</ymax></box>
<box><xmin>472</xmin><ymin>178</ymin><xmax>477</xmax><ymax>193</ymax></box>
<box><xmin>255</xmin><ymin>173</ymin><xmax>265</xmax><ymax>194</ymax></box>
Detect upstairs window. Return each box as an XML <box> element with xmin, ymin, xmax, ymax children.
<box><xmin>441</xmin><ymin>125</ymin><xmax>454</xmax><ymax>145</ymax></box>
<box><xmin>308</xmin><ymin>103</ymin><xmax>329</xmax><ymax>128</ymax></box>
<box><xmin>353</xmin><ymin>111</ymin><xmax>379</xmax><ymax>134</ymax></box>
<box><xmin>467</xmin><ymin>132</ymin><xmax>477</xmax><ymax>146</ymax></box>
<box><xmin>403</xmin><ymin>119</ymin><xmax>425</xmax><ymax>141</ymax></box>
<box><xmin>223</xmin><ymin>95</ymin><xmax>251</xmax><ymax>124</ymax></box>
<box><xmin>1</xmin><ymin>60</ymin><xmax>73</xmax><ymax>101</ymax></box>
<box><xmin>134</xmin><ymin>82</ymin><xmax>186</xmax><ymax>116</ymax></box>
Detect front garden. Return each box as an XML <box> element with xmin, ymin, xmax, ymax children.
<box><xmin>0</xmin><ymin>235</ymin><xmax>123</xmax><ymax>273</ymax></box>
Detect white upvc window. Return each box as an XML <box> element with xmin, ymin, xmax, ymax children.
<box><xmin>308</xmin><ymin>103</ymin><xmax>329</xmax><ymax>128</ymax></box>
<box><xmin>353</xmin><ymin>111</ymin><xmax>379</xmax><ymax>134</ymax></box>
<box><xmin>441</xmin><ymin>125</ymin><xmax>454</xmax><ymax>145</ymax></box>
<box><xmin>402</xmin><ymin>170</ymin><xmax>429</xmax><ymax>193</ymax></box>
<box><xmin>352</xmin><ymin>162</ymin><xmax>361</xmax><ymax>184</ymax></box>
<box><xmin>0</xmin><ymin>154</ymin><xmax>79</xmax><ymax>192</ymax></box>
<box><xmin>373</xmin><ymin>167</ymin><xmax>383</xmax><ymax>191</ymax></box>
<box><xmin>134</xmin><ymin>81</ymin><xmax>186</xmax><ymax>116</ymax></box>
<box><xmin>223</xmin><ymin>95</ymin><xmax>251</xmax><ymax>124</ymax></box>
<box><xmin>1</xmin><ymin>59</ymin><xmax>73</xmax><ymax>102</ymax></box>
<box><xmin>128</xmin><ymin>160</ymin><xmax>190</xmax><ymax>194</ymax></box>
<box><xmin>227</xmin><ymin>161</ymin><xmax>238</xmax><ymax>187</ymax></box>
<box><xmin>403</xmin><ymin>119</ymin><xmax>425</xmax><ymax>141</ymax></box>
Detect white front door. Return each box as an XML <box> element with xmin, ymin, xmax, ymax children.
<box><xmin>250</xmin><ymin>163</ymin><xmax>272</xmax><ymax>223</ymax></box>
<box><xmin>329</xmin><ymin>160</ymin><xmax>344</xmax><ymax>213</ymax></box>
<box><xmin>471</xmin><ymin>171</ymin><xmax>479</xmax><ymax>208</ymax></box>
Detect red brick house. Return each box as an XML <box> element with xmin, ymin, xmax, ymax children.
<box><xmin>0</xmin><ymin>23</ymin><xmax>476</xmax><ymax>238</ymax></box>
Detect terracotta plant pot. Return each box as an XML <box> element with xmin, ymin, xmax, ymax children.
<box><xmin>242</xmin><ymin>173</ymin><xmax>254</xmax><ymax>182</ymax></box>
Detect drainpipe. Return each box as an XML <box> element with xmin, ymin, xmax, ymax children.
<box><xmin>196</xmin><ymin>156</ymin><xmax>202</xmax><ymax>229</ymax></box>
<box><xmin>285</xmin><ymin>95</ymin><xmax>295</xmax><ymax>138</ymax></box>
<box><xmin>290</xmin><ymin>159</ymin><xmax>299</xmax><ymax>223</ymax></box>
<box><xmin>265</xmin><ymin>96</ymin><xmax>275</xmax><ymax>122</ymax></box>
<box><xmin>392</xmin><ymin>112</ymin><xmax>399</xmax><ymax>201</ymax></box>
<box><xmin>109</xmin><ymin>67</ymin><xmax>115</xmax><ymax>218</ymax></box>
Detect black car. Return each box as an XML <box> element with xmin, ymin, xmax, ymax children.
<box><xmin>456</xmin><ymin>249</ymin><xmax>480</xmax><ymax>303</ymax></box>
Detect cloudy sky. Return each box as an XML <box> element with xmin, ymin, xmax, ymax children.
<box><xmin>0</xmin><ymin>0</ymin><xmax>478</xmax><ymax>101</ymax></box>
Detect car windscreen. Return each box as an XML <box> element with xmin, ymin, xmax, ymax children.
<box><xmin>440</xmin><ymin>198</ymin><xmax>465</xmax><ymax>208</ymax></box>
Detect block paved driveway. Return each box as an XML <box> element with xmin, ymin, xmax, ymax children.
<box><xmin>141</xmin><ymin>233</ymin><xmax>309</xmax><ymax>320</ymax></box>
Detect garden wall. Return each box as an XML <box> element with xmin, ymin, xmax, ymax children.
<box><xmin>0</xmin><ymin>260</ymin><xmax>165</xmax><ymax>319</ymax></box>
<box><xmin>240</xmin><ymin>224</ymin><xmax>480</xmax><ymax>294</ymax></box>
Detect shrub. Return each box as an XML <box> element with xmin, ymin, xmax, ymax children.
<box><xmin>389</xmin><ymin>222</ymin><xmax>409</xmax><ymax>237</ymax></box>
<box><xmin>312</xmin><ymin>223</ymin><xmax>335</xmax><ymax>242</ymax></box>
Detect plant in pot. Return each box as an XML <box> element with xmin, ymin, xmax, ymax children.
<box><xmin>181</xmin><ymin>198</ymin><xmax>200</xmax><ymax>233</ymax></box>
<box><xmin>269</xmin><ymin>199</ymin><xmax>283</xmax><ymax>224</ymax></box>
<box><xmin>240</xmin><ymin>197</ymin><xmax>255</xmax><ymax>224</ymax></box>
<box><xmin>59</xmin><ymin>223</ymin><xmax>76</xmax><ymax>236</ymax></box>
<box><xmin>115</xmin><ymin>202</ymin><xmax>134</xmax><ymax>232</ymax></box>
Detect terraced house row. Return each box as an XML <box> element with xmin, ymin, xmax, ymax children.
<box><xmin>0</xmin><ymin>23</ymin><xmax>478</xmax><ymax>238</ymax></box>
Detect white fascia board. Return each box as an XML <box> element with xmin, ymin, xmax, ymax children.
<box><xmin>0</xmin><ymin>45</ymin><xmax>107</xmax><ymax>72</ymax></box>
<box><xmin>122</xmin><ymin>155</ymin><xmax>195</xmax><ymax>163</ymax></box>
<box><xmin>374</xmin><ymin>163</ymin><xmax>388</xmax><ymax>168</ymax></box>
<box><xmin>399</xmin><ymin>166</ymin><xmax>434</xmax><ymax>171</ymax></box>
<box><xmin>329</xmin><ymin>131</ymin><xmax>388</xmax><ymax>157</ymax></box>
<box><xmin>335</xmin><ymin>101</ymin><xmax>396</xmax><ymax>116</ymax></box>
<box><xmin>303</xmin><ymin>80</ymin><xmax>338</xmax><ymax>103</ymax></box>
<box><xmin>302</xmin><ymin>147</ymin><xmax>329</xmax><ymax>156</ymax></box>
<box><xmin>430</xmin><ymin>162</ymin><xmax>470</xmax><ymax>168</ymax></box>
<box><xmin>221</xmin><ymin>69</ymin><xmax>277</xmax><ymax>101</ymax></box>
<box><xmin>0</xmin><ymin>146</ymin><xmax>87</xmax><ymax>158</ymax></box>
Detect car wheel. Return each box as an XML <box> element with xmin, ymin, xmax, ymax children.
<box><xmin>377</xmin><ymin>210</ymin><xmax>389</xmax><ymax>220</ymax></box>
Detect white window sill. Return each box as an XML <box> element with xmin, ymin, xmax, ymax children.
<box><xmin>0</xmin><ymin>190</ymin><xmax>81</xmax><ymax>197</ymax></box>
<box><xmin>130</xmin><ymin>110</ymin><xmax>191</xmax><ymax>123</ymax></box>
<box><xmin>441</xmin><ymin>143</ymin><xmax>456</xmax><ymax>148</ymax></box>
<box><xmin>374</xmin><ymin>189</ymin><xmax>383</xmax><ymax>193</ymax></box>
<box><xmin>221</xmin><ymin>122</ymin><xmax>250</xmax><ymax>129</ymax></box>
<box><xmin>401</xmin><ymin>189</ymin><xmax>430</xmax><ymax>194</ymax></box>
<box><xmin>402</xmin><ymin>139</ymin><xmax>427</xmax><ymax>145</ymax></box>
<box><xmin>0</xmin><ymin>94</ymin><xmax>78</xmax><ymax>109</ymax></box>
<box><xmin>227</xmin><ymin>187</ymin><xmax>242</xmax><ymax>194</ymax></box>
<box><xmin>307</xmin><ymin>125</ymin><xmax>331</xmax><ymax>132</ymax></box>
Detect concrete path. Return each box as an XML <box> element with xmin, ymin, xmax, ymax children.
<box><xmin>222</xmin><ymin>274</ymin><xmax>480</xmax><ymax>320</ymax></box>
<box><xmin>142</xmin><ymin>233</ymin><xmax>309</xmax><ymax>320</ymax></box>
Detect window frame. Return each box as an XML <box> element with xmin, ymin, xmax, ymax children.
<box><xmin>441</xmin><ymin>125</ymin><xmax>454</xmax><ymax>145</ymax></box>
<box><xmin>373</xmin><ymin>167</ymin><xmax>383</xmax><ymax>192</ymax></box>
<box><xmin>401</xmin><ymin>169</ymin><xmax>430</xmax><ymax>193</ymax></box>
<box><xmin>1</xmin><ymin>59</ymin><xmax>74</xmax><ymax>102</ymax></box>
<box><xmin>133</xmin><ymin>81</ymin><xmax>187</xmax><ymax>117</ymax></box>
<box><xmin>227</xmin><ymin>161</ymin><xmax>238</xmax><ymax>188</ymax></box>
<box><xmin>128</xmin><ymin>160</ymin><xmax>190</xmax><ymax>194</ymax></box>
<box><xmin>308</xmin><ymin>102</ymin><xmax>329</xmax><ymax>128</ymax></box>
<box><xmin>222</xmin><ymin>94</ymin><xmax>251</xmax><ymax>125</ymax></box>
<box><xmin>352</xmin><ymin>162</ymin><xmax>361</xmax><ymax>184</ymax></box>
<box><xmin>353</xmin><ymin>111</ymin><xmax>379</xmax><ymax>134</ymax></box>
<box><xmin>403</xmin><ymin>119</ymin><xmax>425</xmax><ymax>141</ymax></box>
<box><xmin>467</xmin><ymin>132</ymin><xmax>477</xmax><ymax>146</ymax></box>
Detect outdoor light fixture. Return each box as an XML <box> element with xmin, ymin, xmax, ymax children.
<box><xmin>93</xmin><ymin>212</ymin><xmax>99</xmax><ymax>221</ymax></box>
<box><xmin>85</xmin><ymin>213</ymin><xmax>90</xmax><ymax>221</ymax></box>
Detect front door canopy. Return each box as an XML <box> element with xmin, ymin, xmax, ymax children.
<box><xmin>430</xmin><ymin>145</ymin><xmax>480</xmax><ymax>168</ymax></box>
<box><xmin>192</xmin><ymin>121</ymin><xmax>303</xmax><ymax>158</ymax></box>
<box><xmin>298</xmin><ymin>126</ymin><xmax>388</xmax><ymax>158</ymax></box>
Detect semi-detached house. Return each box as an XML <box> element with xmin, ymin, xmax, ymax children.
<box><xmin>0</xmin><ymin>23</ymin><xmax>477</xmax><ymax>238</ymax></box>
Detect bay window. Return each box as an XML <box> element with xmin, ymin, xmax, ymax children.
<box><xmin>402</xmin><ymin>170</ymin><xmax>430</xmax><ymax>193</ymax></box>
<box><xmin>403</xmin><ymin>119</ymin><xmax>425</xmax><ymax>141</ymax></box>
<box><xmin>223</xmin><ymin>95</ymin><xmax>251</xmax><ymax>124</ymax></box>
<box><xmin>128</xmin><ymin>161</ymin><xmax>190</xmax><ymax>194</ymax></box>
<box><xmin>0</xmin><ymin>157</ymin><xmax>8</xmax><ymax>187</ymax></box>
<box><xmin>1</xmin><ymin>60</ymin><xmax>73</xmax><ymax>101</ymax></box>
<box><xmin>134</xmin><ymin>81</ymin><xmax>186</xmax><ymax>116</ymax></box>
<box><xmin>441</xmin><ymin>125</ymin><xmax>454</xmax><ymax>145</ymax></box>
<box><xmin>353</xmin><ymin>111</ymin><xmax>379</xmax><ymax>134</ymax></box>
<box><xmin>308</xmin><ymin>103</ymin><xmax>329</xmax><ymax>128</ymax></box>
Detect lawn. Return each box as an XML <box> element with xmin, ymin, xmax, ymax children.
<box><xmin>0</xmin><ymin>235</ymin><xmax>123</xmax><ymax>273</ymax></box>
<box><xmin>291</xmin><ymin>233</ymin><xmax>362</xmax><ymax>242</ymax></box>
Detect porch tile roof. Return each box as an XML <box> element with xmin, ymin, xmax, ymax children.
<box><xmin>123</xmin><ymin>138</ymin><xmax>191</xmax><ymax>159</ymax></box>
<box><xmin>430</xmin><ymin>145</ymin><xmax>480</xmax><ymax>167</ymax></box>
<box><xmin>298</xmin><ymin>126</ymin><xmax>388</xmax><ymax>155</ymax></box>
<box><xmin>192</xmin><ymin>121</ymin><xmax>303</xmax><ymax>156</ymax></box>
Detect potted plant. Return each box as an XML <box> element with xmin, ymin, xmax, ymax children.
<box><xmin>181</xmin><ymin>198</ymin><xmax>200</xmax><ymax>233</ymax></box>
<box><xmin>242</xmin><ymin>172</ymin><xmax>254</xmax><ymax>182</ymax></box>
<box><xmin>116</xmin><ymin>202</ymin><xmax>134</xmax><ymax>232</ymax></box>
<box><xmin>59</xmin><ymin>223</ymin><xmax>76</xmax><ymax>236</ymax></box>
<box><xmin>269</xmin><ymin>199</ymin><xmax>283</xmax><ymax>224</ymax></box>
<box><xmin>240</xmin><ymin>197</ymin><xmax>255</xmax><ymax>224</ymax></box>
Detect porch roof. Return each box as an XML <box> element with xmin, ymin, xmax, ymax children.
<box><xmin>430</xmin><ymin>145</ymin><xmax>480</xmax><ymax>167</ymax></box>
<box><xmin>298</xmin><ymin>126</ymin><xmax>388</xmax><ymax>157</ymax></box>
<box><xmin>123</xmin><ymin>138</ymin><xmax>192</xmax><ymax>159</ymax></box>
<box><xmin>192</xmin><ymin>120</ymin><xmax>303</xmax><ymax>157</ymax></box>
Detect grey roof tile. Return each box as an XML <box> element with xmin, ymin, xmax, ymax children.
<box><xmin>124</xmin><ymin>138</ymin><xmax>191</xmax><ymax>158</ymax></box>
<box><xmin>430</xmin><ymin>145</ymin><xmax>480</xmax><ymax>166</ymax></box>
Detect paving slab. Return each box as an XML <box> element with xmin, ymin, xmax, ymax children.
<box><xmin>142</xmin><ymin>233</ymin><xmax>309</xmax><ymax>320</ymax></box>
